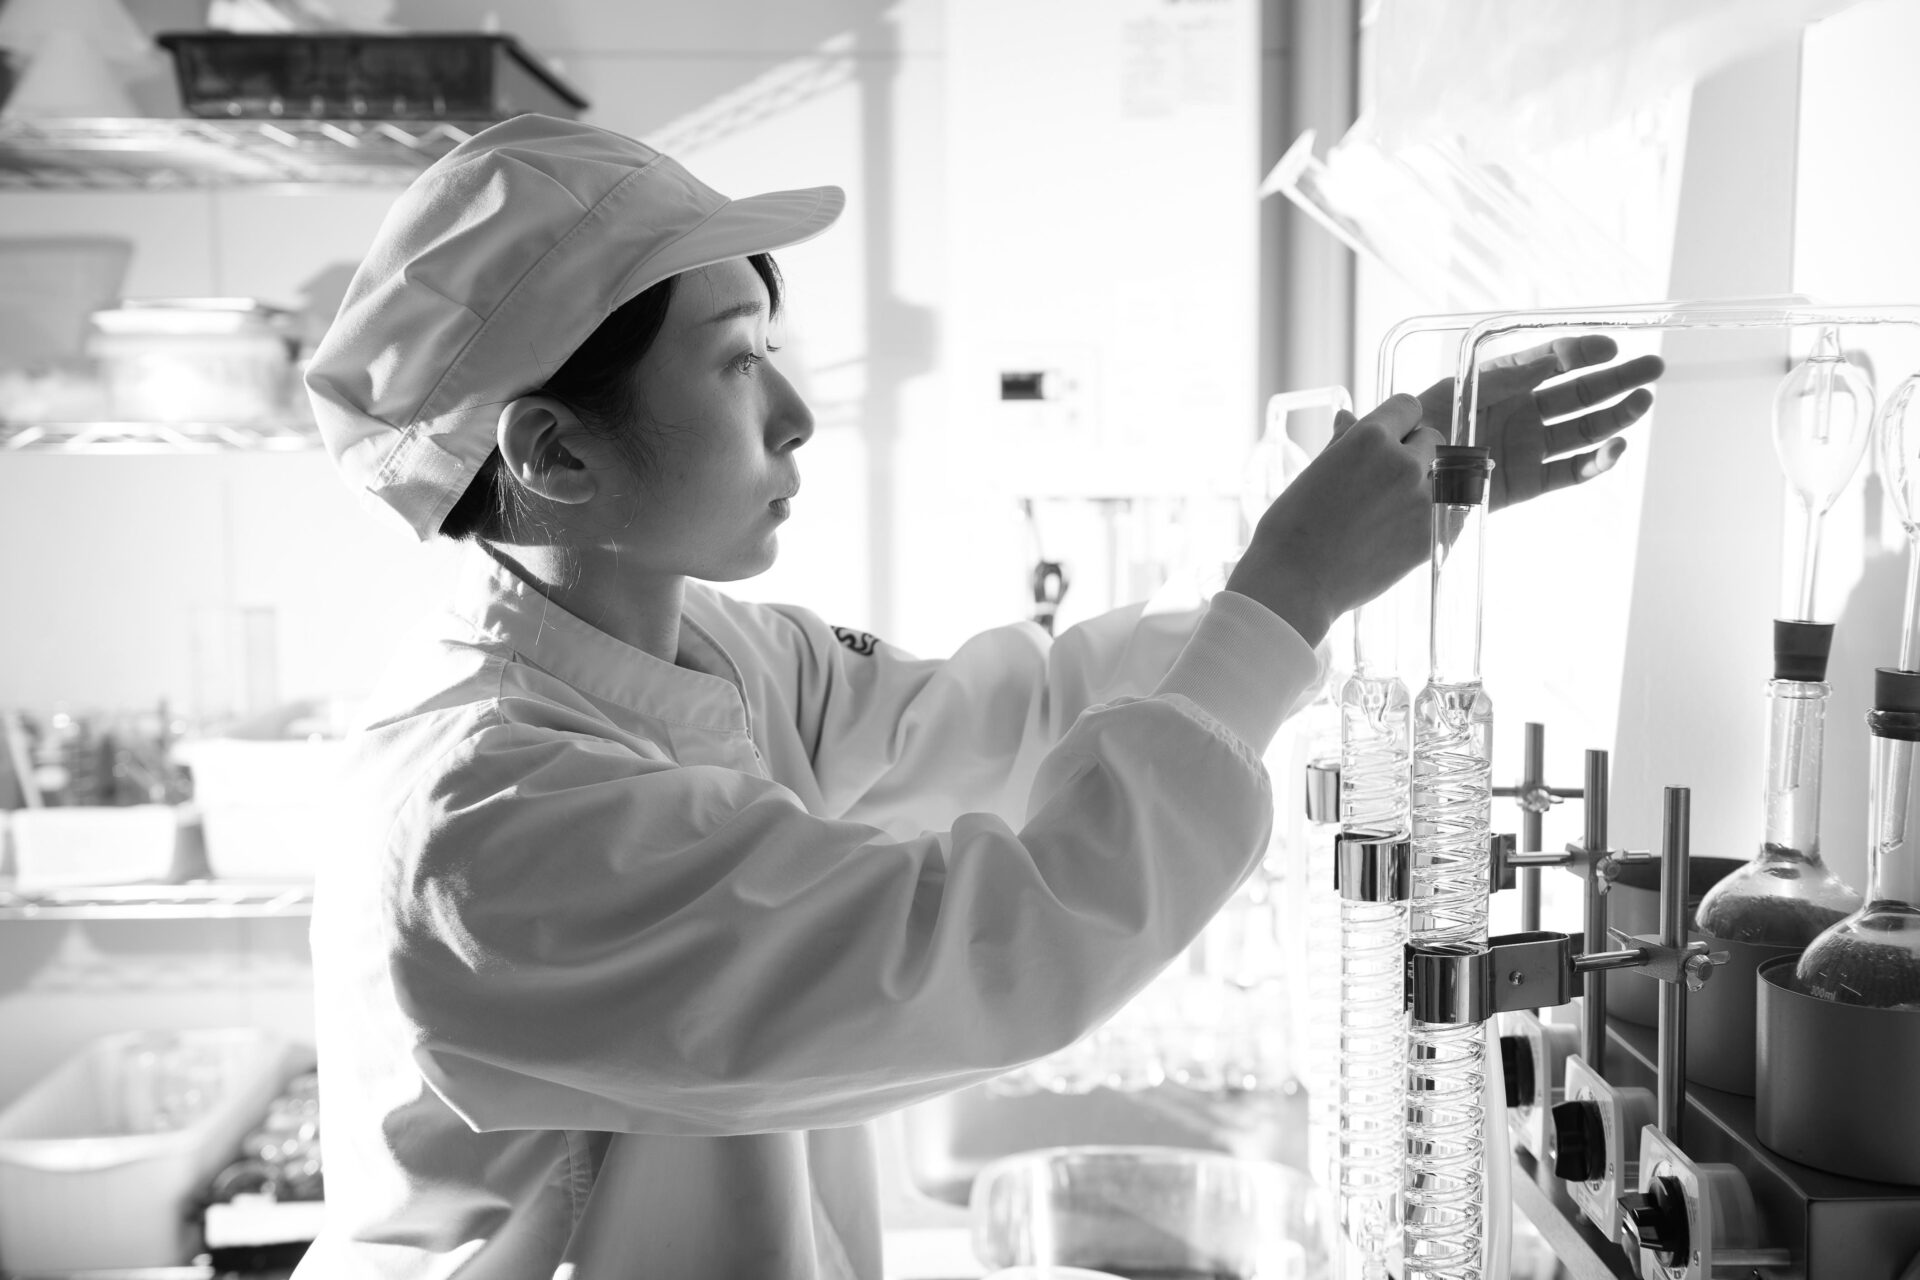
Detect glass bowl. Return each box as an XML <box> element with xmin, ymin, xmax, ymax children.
<box><xmin>969</xmin><ymin>1144</ymin><xmax>1334</xmax><ymax>1280</ymax></box>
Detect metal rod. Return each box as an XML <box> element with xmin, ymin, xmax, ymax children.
<box><xmin>1522</xmin><ymin>721</ymin><xmax>1545</xmax><ymax>933</ymax></box>
<box><xmin>1580</xmin><ymin>749</ymin><xmax>1610</xmax><ymax>1072</ymax></box>
<box><xmin>1714</xmin><ymin>1249</ymin><xmax>1795</xmax><ymax>1269</ymax></box>
<box><xmin>1572</xmin><ymin>947</ymin><xmax>1648</xmax><ymax>973</ymax></box>
<box><xmin>1657</xmin><ymin>786</ymin><xmax>1691</xmax><ymax>1144</ymax></box>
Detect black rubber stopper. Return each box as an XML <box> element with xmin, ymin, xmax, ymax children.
<box><xmin>1548</xmin><ymin>1098</ymin><xmax>1606</xmax><ymax>1183</ymax></box>
<box><xmin>1499</xmin><ymin>1034</ymin><xmax>1535</xmax><ymax>1109</ymax></box>
<box><xmin>1773</xmin><ymin>619</ymin><xmax>1835</xmax><ymax>683</ymax></box>
<box><xmin>1872</xmin><ymin>667</ymin><xmax>1920</xmax><ymax>743</ymax></box>
<box><xmin>1875</xmin><ymin>666</ymin><xmax>1920</xmax><ymax>714</ymax></box>
<box><xmin>1431</xmin><ymin>444</ymin><xmax>1493</xmax><ymax>505</ymax></box>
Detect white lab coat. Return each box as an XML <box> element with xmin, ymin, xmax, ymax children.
<box><xmin>295</xmin><ymin>545</ymin><xmax>1320</xmax><ymax>1279</ymax></box>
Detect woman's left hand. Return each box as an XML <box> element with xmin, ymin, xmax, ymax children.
<box><xmin>1416</xmin><ymin>334</ymin><xmax>1666</xmax><ymax>510</ymax></box>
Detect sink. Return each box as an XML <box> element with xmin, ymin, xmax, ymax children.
<box><xmin>968</xmin><ymin>1144</ymin><xmax>1334</xmax><ymax>1280</ymax></box>
<box><xmin>899</xmin><ymin>1083</ymin><xmax>1307</xmax><ymax>1207</ymax></box>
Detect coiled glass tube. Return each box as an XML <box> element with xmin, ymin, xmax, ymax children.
<box><xmin>1405</xmin><ymin>450</ymin><xmax>1494</xmax><ymax>1280</ymax></box>
<box><xmin>1333</xmin><ymin>670</ymin><xmax>1409</xmax><ymax>1194</ymax></box>
<box><xmin>1339</xmin><ymin>893</ymin><xmax>1408</xmax><ymax>1280</ymax></box>
<box><xmin>1304</xmin><ymin>765</ymin><xmax>1344</xmax><ymax>1190</ymax></box>
<box><xmin>1405</xmin><ymin>682</ymin><xmax>1492</xmax><ymax>1280</ymax></box>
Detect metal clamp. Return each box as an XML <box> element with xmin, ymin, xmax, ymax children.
<box><xmin>1405</xmin><ymin>925</ymin><xmax>1727</xmax><ymax>1026</ymax></box>
<box><xmin>1335</xmin><ymin>830</ymin><xmax>1410</xmax><ymax>903</ymax></box>
<box><xmin>1407</xmin><ymin>930</ymin><xmax>1575</xmax><ymax>1024</ymax></box>
<box><xmin>1491</xmin><ymin>722</ymin><xmax>1585</xmax><ymax>932</ymax></box>
<box><xmin>1607</xmin><ymin>928</ymin><xmax>1727</xmax><ymax>993</ymax></box>
<box><xmin>1304</xmin><ymin>758</ymin><xmax>1341</xmax><ymax>826</ymax></box>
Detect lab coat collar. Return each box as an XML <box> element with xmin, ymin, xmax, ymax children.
<box><xmin>450</xmin><ymin>544</ymin><xmax>752</xmax><ymax>734</ymax></box>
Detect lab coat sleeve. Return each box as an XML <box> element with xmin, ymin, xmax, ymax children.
<box><xmin>751</xmin><ymin>589</ymin><xmax>1325</xmax><ymax>835</ymax></box>
<box><xmin>389</xmin><ymin>593</ymin><xmax>1319</xmax><ymax>1137</ymax></box>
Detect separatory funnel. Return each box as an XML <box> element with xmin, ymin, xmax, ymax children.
<box><xmin>1772</xmin><ymin>327</ymin><xmax>1874</xmax><ymax>622</ymax></box>
<box><xmin>1877</xmin><ymin>373</ymin><xmax>1920</xmax><ymax>670</ymax></box>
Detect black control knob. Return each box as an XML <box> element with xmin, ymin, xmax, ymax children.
<box><xmin>1548</xmin><ymin>1098</ymin><xmax>1607</xmax><ymax>1183</ymax></box>
<box><xmin>1499</xmin><ymin>1034</ymin><xmax>1536</xmax><ymax>1109</ymax></box>
<box><xmin>1619</xmin><ymin>1174</ymin><xmax>1691</xmax><ymax>1271</ymax></box>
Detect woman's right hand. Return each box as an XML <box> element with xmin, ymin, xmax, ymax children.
<box><xmin>1225</xmin><ymin>393</ymin><xmax>1440</xmax><ymax>647</ymax></box>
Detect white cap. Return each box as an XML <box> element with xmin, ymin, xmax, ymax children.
<box><xmin>306</xmin><ymin>113</ymin><xmax>844</xmax><ymax>540</ymax></box>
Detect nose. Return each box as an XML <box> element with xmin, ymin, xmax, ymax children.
<box><xmin>767</xmin><ymin>363</ymin><xmax>814</xmax><ymax>452</ymax></box>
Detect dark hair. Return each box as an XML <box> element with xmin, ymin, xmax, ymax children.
<box><xmin>440</xmin><ymin>253</ymin><xmax>785</xmax><ymax>542</ymax></box>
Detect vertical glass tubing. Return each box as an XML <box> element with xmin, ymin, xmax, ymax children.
<box><xmin>1405</xmin><ymin>446</ymin><xmax>1495</xmax><ymax>1280</ymax></box>
<box><xmin>1304</xmin><ymin>759</ymin><xmax>1345</xmax><ymax>1192</ymax></box>
<box><xmin>1335</xmin><ymin>831</ymin><xmax>1411</xmax><ymax>1280</ymax></box>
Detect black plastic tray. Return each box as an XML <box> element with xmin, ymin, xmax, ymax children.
<box><xmin>157</xmin><ymin>31</ymin><xmax>589</xmax><ymax>121</ymax></box>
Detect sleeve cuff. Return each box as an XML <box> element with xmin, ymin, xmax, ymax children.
<box><xmin>1152</xmin><ymin>590</ymin><xmax>1323</xmax><ymax>756</ymax></box>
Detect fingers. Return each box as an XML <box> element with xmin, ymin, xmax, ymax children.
<box><xmin>1542</xmin><ymin>386</ymin><xmax>1654</xmax><ymax>457</ymax></box>
<box><xmin>1330</xmin><ymin>408</ymin><xmax>1357</xmax><ymax>439</ymax></box>
<box><xmin>1540</xmin><ymin>437</ymin><xmax>1628</xmax><ymax>494</ymax></box>
<box><xmin>1478</xmin><ymin>334</ymin><xmax>1620</xmax><ymax>399</ymax></box>
<box><xmin>1358</xmin><ymin>392</ymin><xmax>1424</xmax><ymax>441</ymax></box>
<box><xmin>1534</xmin><ymin>353</ymin><xmax>1666</xmax><ymax>421</ymax></box>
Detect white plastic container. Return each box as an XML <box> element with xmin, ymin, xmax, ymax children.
<box><xmin>175</xmin><ymin>738</ymin><xmax>349</xmax><ymax>881</ymax></box>
<box><xmin>7</xmin><ymin>804</ymin><xmax>180</xmax><ymax>889</ymax></box>
<box><xmin>87</xmin><ymin>299</ymin><xmax>294</xmax><ymax>424</ymax></box>
<box><xmin>0</xmin><ymin>1028</ymin><xmax>294</xmax><ymax>1273</ymax></box>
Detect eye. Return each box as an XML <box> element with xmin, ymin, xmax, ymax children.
<box><xmin>733</xmin><ymin>343</ymin><xmax>782</xmax><ymax>377</ymax></box>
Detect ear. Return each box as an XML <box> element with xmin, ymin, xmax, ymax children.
<box><xmin>497</xmin><ymin>395</ymin><xmax>595</xmax><ymax>506</ymax></box>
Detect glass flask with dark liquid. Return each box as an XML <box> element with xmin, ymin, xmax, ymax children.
<box><xmin>1797</xmin><ymin>668</ymin><xmax>1920</xmax><ymax>1009</ymax></box>
<box><xmin>1696</xmin><ymin>621</ymin><xmax>1861</xmax><ymax>946</ymax></box>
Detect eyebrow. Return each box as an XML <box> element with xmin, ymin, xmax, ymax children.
<box><xmin>699</xmin><ymin>300</ymin><xmax>766</xmax><ymax>326</ymax></box>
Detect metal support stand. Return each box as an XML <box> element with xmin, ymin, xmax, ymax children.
<box><xmin>1493</xmin><ymin>720</ymin><xmax>1585</xmax><ymax>934</ymax></box>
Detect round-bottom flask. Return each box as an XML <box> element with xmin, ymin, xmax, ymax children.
<box><xmin>1697</xmin><ymin>626</ymin><xmax>1861</xmax><ymax>945</ymax></box>
<box><xmin>1797</xmin><ymin>670</ymin><xmax>1920</xmax><ymax>1009</ymax></box>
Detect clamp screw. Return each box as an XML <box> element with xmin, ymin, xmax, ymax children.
<box><xmin>1682</xmin><ymin>953</ymin><xmax>1718</xmax><ymax>993</ymax></box>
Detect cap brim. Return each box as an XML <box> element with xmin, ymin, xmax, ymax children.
<box><xmin>616</xmin><ymin>184</ymin><xmax>845</xmax><ymax>305</ymax></box>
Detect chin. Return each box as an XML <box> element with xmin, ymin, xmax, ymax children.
<box><xmin>697</xmin><ymin>537</ymin><xmax>779</xmax><ymax>583</ymax></box>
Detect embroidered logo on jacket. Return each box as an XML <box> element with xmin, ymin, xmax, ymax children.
<box><xmin>832</xmin><ymin>626</ymin><xmax>879</xmax><ymax>656</ymax></box>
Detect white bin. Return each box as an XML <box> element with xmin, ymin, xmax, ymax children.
<box><xmin>175</xmin><ymin>738</ymin><xmax>349</xmax><ymax>881</ymax></box>
<box><xmin>8</xmin><ymin>804</ymin><xmax>180</xmax><ymax>889</ymax></box>
<box><xmin>0</xmin><ymin>1028</ymin><xmax>293</xmax><ymax>1273</ymax></box>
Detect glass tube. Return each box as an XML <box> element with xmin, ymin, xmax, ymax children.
<box><xmin>1798</xmin><ymin>699</ymin><xmax>1920</xmax><ymax>1008</ymax></box>
<box><xmin>1877</xmin><ymin>373</ymin><xmax>1920</xmax><ymax>669</ymax></box>
<box><xmin>1405</xmin><ymin>451</ymin><xmax>1494</xmax><ymax>1280</ymax></box>
<box><xmin>1696</xmin><ymin>675</ymin><xmax>1860</xmax><ymax>945</ymax></box>
<box><xmin>1304</xmin><ymin>762</ymin><xmax>1344</xmax><ymax>1192</ymax></box>
<box><xmin>1338</xmin><ymin>891</ymin><xmax>1407</xmax><ymax>1280</ymax></box>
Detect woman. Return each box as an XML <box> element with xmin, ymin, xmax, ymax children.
<box><xmin>298</xmin><ymin>114</ymin><xmax>1659</xmax><ymax>1278</ymax></box>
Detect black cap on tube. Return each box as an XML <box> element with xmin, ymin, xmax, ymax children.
<box><xmin>1874</xmin><ymin>666</ymin><xmax>1920</xmax><ymax>715</ymax></box>
<box><xmin>1431</xmin><ymin>444</ymin><xmax>1493</xmax><ymax>506</ymax></box>
<box><xmin>1772</xmin><ymin>619</ymin><xmax>1835</xmax><ymax>683</ymax></box>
